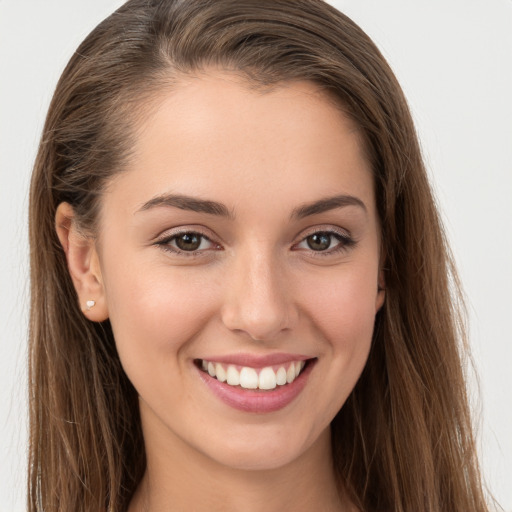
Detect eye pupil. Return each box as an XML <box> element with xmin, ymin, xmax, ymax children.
<box><xmin>176</xmin><ymin>233</ymin><xmax>201</xmax><ymax>251</ymax></box>
<box><xmin>307</xmin><ymin>233</ymin><xmax>331</xmax><ymax>251</ymax></box>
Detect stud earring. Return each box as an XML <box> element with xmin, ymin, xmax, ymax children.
<box><xmin>86</xmin><ymin>300</ymin><xmax>96</xmax><ymax>311</ymax></box>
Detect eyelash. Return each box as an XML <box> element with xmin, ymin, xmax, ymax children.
<box><xmin>154</xmin><ymin>227</ymin><xmax>356</xmax><ymax>258</ymax></box>
<box><xmin>293</xmin><ymin>229</ymin><xmax>356</xmax><ymax>257</ymax></box>
<box><xmin>155</xmin><ymin>229</ymin><xmax>219</xmax><ymax>257</ymax></box>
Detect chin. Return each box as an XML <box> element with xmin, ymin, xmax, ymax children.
<box><xmin>211</xmin><ymin>447</ymin><xmax>302</xmax><ymax>472</ymax></box>
<box><xmin>196</xmin><ymin>422</ymin><xmax>328</xmax><ymax>472</ymax></box>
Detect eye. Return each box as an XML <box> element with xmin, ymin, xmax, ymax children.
<box><xmin>304</xmin><ymin>232</ymin><xmax>335</xmax><ymax>251</ymax></box>
<box><xmin>156</xmin><ymin>230</ymin><xmax>219</xmax><ymax>254</ymax></box>
<box><xmin>173</xmin><ymin>232</ymin><xmax>207</xmax><ymax>251</ymax></box>
<box><xmin>294</xmin><ymin>230</ymin><xmax>355</xmax><ymax>254</ymax></box>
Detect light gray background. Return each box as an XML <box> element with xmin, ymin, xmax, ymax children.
<box><xmin>1</xmin><ymin>1</ymin><xmax>511</xmax><ymax>510</ymax></box>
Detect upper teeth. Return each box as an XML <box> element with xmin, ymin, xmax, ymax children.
<box><xmin>201</xmin><ymin>360</ymin><xmax>306</xmax><ymax>390</ymax></box>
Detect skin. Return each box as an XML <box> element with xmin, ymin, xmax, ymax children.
<box><xmin>56</xmin><ymin>72</ymin><xmax>385</xmax><ymax>512</ymax></box>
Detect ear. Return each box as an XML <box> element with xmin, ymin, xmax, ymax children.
<box><xmin>55</xmin><ymin>202</ymin><xmax>109</xmax><ymax>322</ymax></box>
<box><xmin>375</xmin><ymin>268</ymin><xmax>386</xmax><ymax>312</ymax></box>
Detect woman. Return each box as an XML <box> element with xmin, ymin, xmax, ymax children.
<box><xmin>28</xmin><ymin>0</ymin><xmax>490</xmax><ymax>510</ymax></box>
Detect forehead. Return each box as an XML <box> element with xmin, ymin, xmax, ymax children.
<box><xmin>104</xmin><ymin>72</ymin><xmax>375</xmax><ymax>221</ymax></box>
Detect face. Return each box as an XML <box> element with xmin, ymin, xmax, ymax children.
<box><xmin>93</xmin><ymin>72</ymin><xmax>384</xmax><ymax>471</ymax></box>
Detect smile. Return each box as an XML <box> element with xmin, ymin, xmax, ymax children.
<box><xmin>198</xmin><ymin>359</ymin><xmax>307</xmax><ymax>390</ymax></box>
<box><xmin>195</xmin><ymin>356</ymin><xmax>316</xmax><ymax>413</ymax></box>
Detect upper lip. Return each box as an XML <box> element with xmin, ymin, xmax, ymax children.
<box><xmin>197</xmin><ymin>352</ymin><xmax>312</xmax><ymax>367</ymax></box>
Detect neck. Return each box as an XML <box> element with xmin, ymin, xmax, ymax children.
<box><xmin>129</xmin><ymin>417</ymin><xmax>350</xmax><ymax>512</ymax></box>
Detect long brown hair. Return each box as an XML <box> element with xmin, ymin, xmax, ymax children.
<box><xmin>28</xmin><ymin>1</ymin><xmax>489</xmax><ymax>510</ymax></box>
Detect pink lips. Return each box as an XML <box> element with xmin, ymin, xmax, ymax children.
<box><xmin>196</xmin><ymin>353</ymin><xmax>315</xmax><ymax>413</ymax></box>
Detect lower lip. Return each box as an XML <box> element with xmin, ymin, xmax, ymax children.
<box><xmin>197</xmin><ymin>360</ymin><xmax>315</xmax><ymax>413</ymax></box>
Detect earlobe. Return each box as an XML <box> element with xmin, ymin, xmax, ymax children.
<box><xmin>55</xmin><ymin>202</ymin><xmax>109</xmax><ymax>322</ymax></box>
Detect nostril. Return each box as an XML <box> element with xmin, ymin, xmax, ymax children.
<box><xmin>219</xmin><ymin>269</ymin><xmax>299</xmax><ymax>341</ymax></box>
<box><xmin>220</xmin><ymin>308</ymin><xmax>297</xmax><ymax>343</ymax></box>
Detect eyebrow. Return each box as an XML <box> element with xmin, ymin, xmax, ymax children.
<box><xmin>290</xmin><ymin>194</ymin><xmax>367</xmax><ymax>220</ymax></box>
<box><xmin>137</xmin><ymin>193</ymin><xmax>366</xmax><ymax>219</ymax></box>
<box><xmin>137</xmin><ymin>193</ymin><xmax>234</xmax><ymax>219</ymax></box>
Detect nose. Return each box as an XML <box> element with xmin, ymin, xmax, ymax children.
<box><xmin>220</xmin><ymin>246</ymin><xmax>299</xmax><ymax>342</ymax></box>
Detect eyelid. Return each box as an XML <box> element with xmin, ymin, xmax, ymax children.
<box><xmin>154</xmin><ymin>226</ymin><xmax>222</xmax><ymax>256</ymax></box>
<box><xmin>152</xmin><ymin>224</ymin><xmax>356</xmax><ymax>258</ymax></box>
<box><xmin>296</xmin><ymin>224</ymin><xmax>352</xmax><ymax>240</ymax></box>
<box><xmin>292</xmin><ymin>225</ymin><xmax>356</xmax><ymax>256</ymax></box>
<box><xmin>154</xmin><ymin>224</ymin><xmax>218</xmax><ymax>242</ymax></box>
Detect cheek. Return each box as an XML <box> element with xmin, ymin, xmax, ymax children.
<box><xmin>299</xmin><ymin>262</ymin><xmax>380</xmax><ymax>343</ymax></box>
<box><xmin>290</xmin><ymin>265</ymin><xmax>379</xmax><ymax>429</ymax></box>
<box><xmin>103</xmin><ymin>261</ymin><xmax>219</xmax><ymax>369</ymax></box>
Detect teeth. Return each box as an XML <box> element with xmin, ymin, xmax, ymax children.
<box><xmin>258</xmin><ymin>367</ymin><xmax>277</xmax><ymax>390</ymax></box>
<box><xmin>240</xmin><ymin>367</ymin><xmax>258</xmax><ymax>389</ymax></box>
<box><xmin>215</xmin><ymin>363</ymin><xmax>226</xmax><ymax>383</ymax></box>
<box><xmin>200</xmin><ymin>359</ymin><xmax>307</xmax><ymax>390</ymax></box>
<box><xmin>286</xmin><ymin>364</ymin><xmax>295</xmax><ymax>384</ymax></box>
<box><xmin>276</xmin><ymin>367</ymin><xmax>287</xmax><ymax>386</ymax></box>
<box><xmin>226</xmin><ymin>365</ymin><xmax>240</xmax><ymax>386</ymax></box>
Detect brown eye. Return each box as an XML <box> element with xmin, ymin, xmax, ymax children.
<box><xmin>306</xmin><ymin>232</ymin><xmax>333</xmax><ymax>251</ymax></box>
<box><xmin>175</xmin><ymin>233</ymin><xmax>203</xmax><ymax>251</ymax></box>
<box><xmin>294</xmin><ymin>229</ymin><xmax>356</xmax><ymax>256</ymax></box>
<box><xmin>156</xmin><ymin>230</ymin><xmax>220</xmax><ymax>256</ymax></box>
